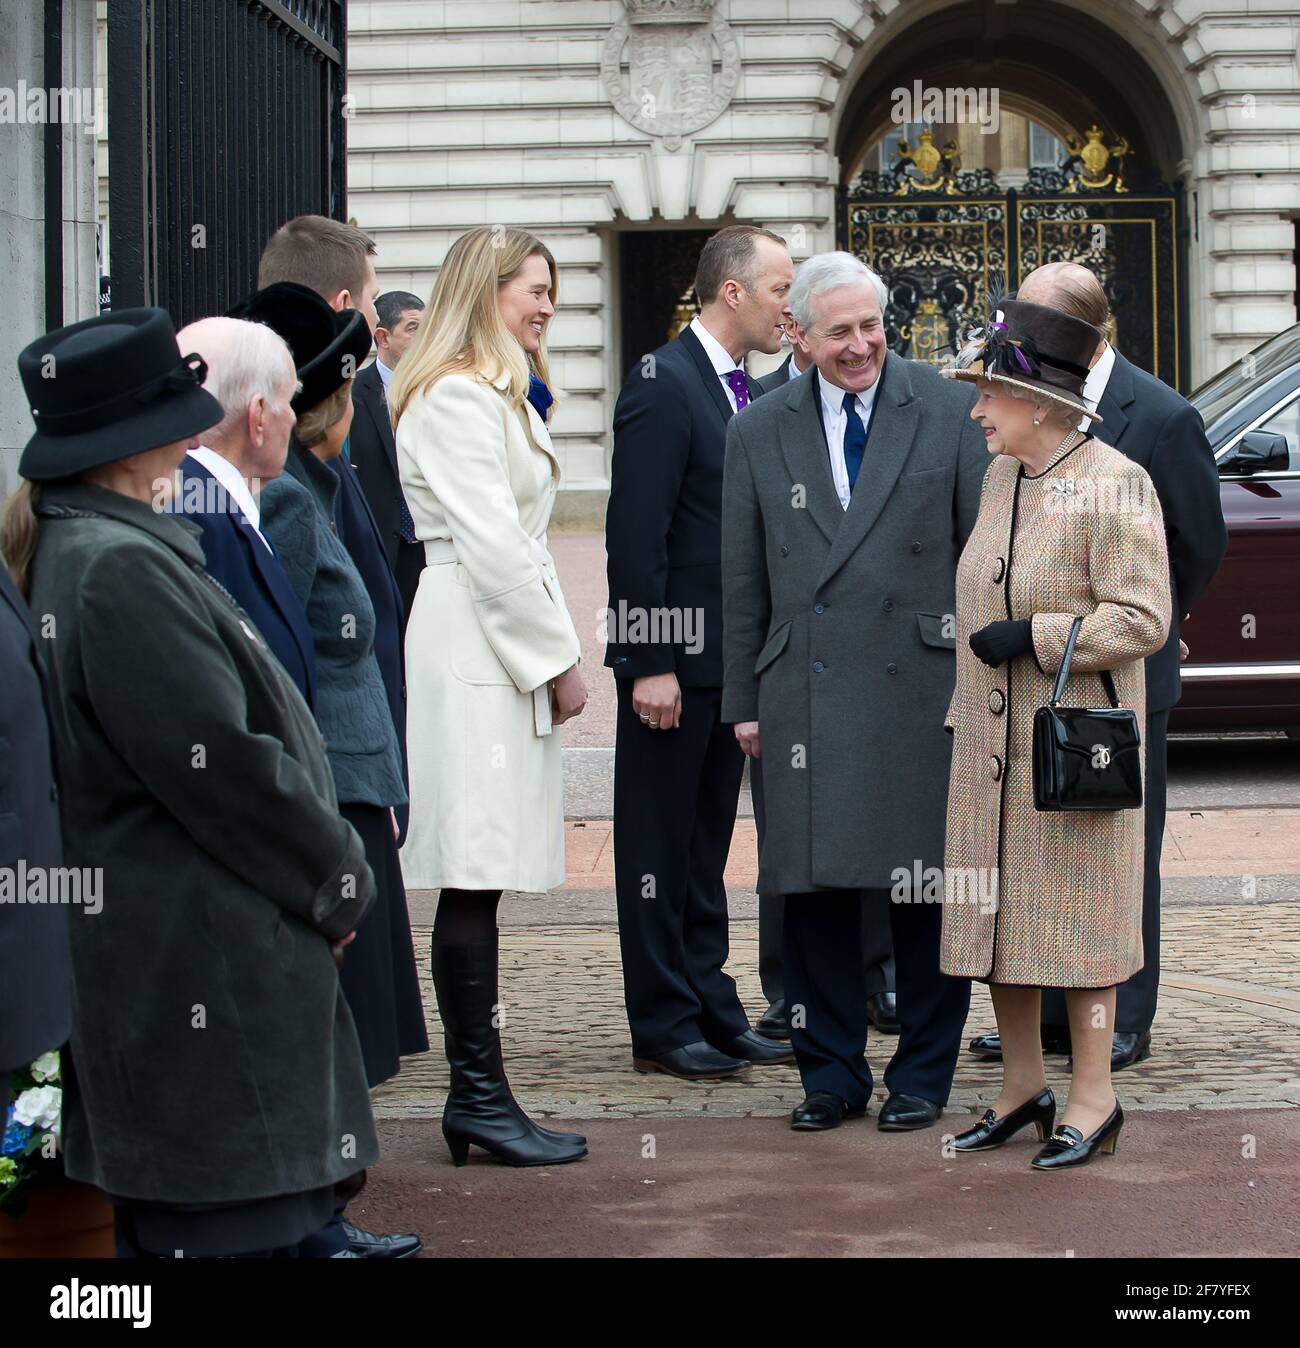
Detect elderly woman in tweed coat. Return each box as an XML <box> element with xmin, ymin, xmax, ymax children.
<box><xmin>940</xmin><ymin>299</ymin><xmax>1170</xmax><ymax>1170</ymax></box>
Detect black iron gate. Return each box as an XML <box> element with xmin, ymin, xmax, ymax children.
<box><xmin>839</xmin><ymin>129</ymin><xmax>1186</xmax><ymax>390</ymax></box>
<box><xmin>106</xmin><ymin>0</ymin><xmax>347</xmax><ymax>325</ymax></box>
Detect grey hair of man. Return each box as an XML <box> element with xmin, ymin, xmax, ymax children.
<box><xmin>788</xmin><ymin>252</ymin><xmax>889</xmax><ymax>331</ymax></box>
<box><xmin>179</xmin><ymin>316</ymin><xmax>299</xmax><ymax>439</ymax></box>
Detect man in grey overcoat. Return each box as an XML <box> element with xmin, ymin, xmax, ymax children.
<box><xmin>721</xmin><ymin>252</ymin><xmax>988</xmax><ymax>1132</ymax></box>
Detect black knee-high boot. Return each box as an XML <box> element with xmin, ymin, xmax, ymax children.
<box><xmin>430</xmin><ymin>931</ymin><xmax>588</xmax><ymax>1167</ymax></box>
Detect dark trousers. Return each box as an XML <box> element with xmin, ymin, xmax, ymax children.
<box><xmin>394</xmin><ymin>538</ymin><xmax>425</xmax><ymax>641</ymax></box>
<box><xmin>1042</xmin><ymin>709</ymin><xmax>1168</xmax><ymax>1034</ymax></box>
<box><xmin>783</xmin><ymin>887</ymin><xmax>971</xmax><ymax>1109</ymax></box>
<box><xmin>751</xmin><ymin>758</ymin><xmax>894</xmax><ymax>1005</ymax></box>
<box><xmin>613</xmin><ymin>680</ymin><xmax>751</xmax><ymax>1057</ymax></box>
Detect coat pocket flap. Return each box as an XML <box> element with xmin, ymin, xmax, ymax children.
<box><xmin>755</xmin><ymin>618</ymin><xmax>793</xmax><ymax>675</ymax></box>
<box><xmin>915</xmin><ymin>611</ymin><xmax>955</xmax><ymax>650</ymax></box>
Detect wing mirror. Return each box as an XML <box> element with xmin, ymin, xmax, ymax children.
<box><xmin>1225</xmin><ymin>430</ymin><xmax>1290</xmax><ymax>474</ymax></box>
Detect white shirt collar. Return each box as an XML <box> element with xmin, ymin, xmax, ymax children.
<box><xmin>187</xmin><ymin>447</ymin><xmax>269</xmax><ymax>545</ymax></box>
<box><xmin>1079</xmin><ymin>341</ymin><xmax>1115</xmax><ymax>430</ymax></box>
<box><xmin>375</xmin><ymin>356</ymin><xmax>394</xmax><ymax>391</ymax></box>
<box><xmin>818</xmin><ymin>366</ymin><xmax>881</xmax><ymax>427</ymax></box>
<box><xmin>689</xmin><ymin>315</ymin><xmax>744</xmax><ymax>377</ymax></box>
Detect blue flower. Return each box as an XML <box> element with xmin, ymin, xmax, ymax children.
<box><xmin>2</xmin><ymin>1112</ymin><xmax>34</xmax><ymax>1157</ymax></box>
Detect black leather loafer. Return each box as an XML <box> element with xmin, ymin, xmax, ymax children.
<box><xmin>343</xmin><ymin>1221</ymin><xmax>423</xmax><ymax>1259</ymax></box>
<box><xmin>716</xmin><ymin>1028</ymin><xmax>796</xmax><ymax>1065</ymax></box>
<box><xmin>877</xmin><ymin>1092</ymin><xmax>943</xmax><ymax>1131</ymax></box>
<box><xmin>867</xmin><ymin>991</ymin><xmax>900</xmax><ymax>1035</ymax></box>
<box><xmin>756</xmin><ymin>1000</ymin><xmax>790</xmax><ymax>1041</ymax></box>
<box><xmin>632</xmin><ymin>1041</ymin><xmax>750</xmax><ymax>1080</ymax></box>
<box><xmin>950</xmin><ymin>1088</ymin><xmax>1056</xmax><ymax>1152</ymax></box>
<box><xmin>790</xmin><ymin>1091</ymin><xmax>869</xmax><ymax>1131</ymax></box>
<box><xmin>1030</xmin><ymin>1100</ymin><xmax>1123</xmax><ymax>1170</ymax></box>
<box><xmin>1110</xmin><ymin>1030</ymin><xmax>1152</xmax><ymax>1070</ymax></box>
<box><xmin>967</xmin><ymin>1027</ymin><xmax>1072</xmax><ymax>1060</ymax></box>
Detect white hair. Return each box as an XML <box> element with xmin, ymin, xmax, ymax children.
<box><xmin>789</xmin><ymin>251</ymin><xmax>889</xmax><ymax>330</ymax></box>
<box><xmin>176</xmin><ymin>316</ymin><xmax>298</xmax><ymax>440</ymax></box>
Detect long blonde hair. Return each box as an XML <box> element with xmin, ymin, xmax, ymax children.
<box><xmin>1</xmin><ymin>481</ymin><xmax>42</xmax><ymax>598</ymax></box>
<box><xmin>388</xmin><ymin>227</ymin><xmax>557</xmax><ymax>427</ymax></box>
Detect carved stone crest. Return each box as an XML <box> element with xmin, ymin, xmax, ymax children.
<box><xmin>601</xmin><ymin>0</ymin><xmax>740</xmax><ymax>150</ymax></box>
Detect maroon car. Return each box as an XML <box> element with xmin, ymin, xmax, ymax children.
<box><xmin>1174</xmin><ymin>324</ymin><xmax>1300</xmax><ymax>735</ymax></box>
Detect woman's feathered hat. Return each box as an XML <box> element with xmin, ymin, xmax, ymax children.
<box><xmin>942</xmin><ymin>291</ymin><xmax>1103</xmax><ymax>422</ymax></box>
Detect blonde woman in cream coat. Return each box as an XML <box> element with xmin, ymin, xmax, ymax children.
<box><xmin>391</xmin><ymin>227</ymin><xmax>588</xmax><ymax>1168</ymax></box>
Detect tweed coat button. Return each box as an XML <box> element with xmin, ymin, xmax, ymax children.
<box><xmin>886</xmin><ymin>662</ymin><xmax>898</xmax><ymax>675</ymax></box>
<box><xmin>992</xmin><ymin>557</ymin><xmax>1006</xmax><ymax>583</ymax></box>
<box><xmin>780</xmin><ymin>545</ymin><xmax>789</xmax><ymax>557</ymax></box>
<box><xmin>911</xmin><ymin>541</ymin><xmax>922</xmax><ymax>553</ymax></box>
<box><xmin>882</xmin><ymin>598</ymin><xmax>894</xmax><ymax>612</ymax></box>
<box><xmin>988</xmin><ymin>688</ymin><xmax>1006</xmax><ymax>714</ymax></box>
<box><xmin>814</xmin><ymin>603</ymin><xmax>824</xmax><ymax>614</ymax></box>
<box><xmin>813</xmin><ymin>660</ymin><xmax>825</xmax><ymax>673</ymax></box>
<box><xmin>990</xmin><ymin>755</ymin><xmax>1003</xmax><ymax>781</ymax></box>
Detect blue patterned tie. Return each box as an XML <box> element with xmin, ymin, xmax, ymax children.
<box><xmin>842</xmin><ymin>391</ymin><xmax>866</xmax><ymax>491</ymax></box>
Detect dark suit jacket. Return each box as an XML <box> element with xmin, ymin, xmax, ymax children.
<box><xmin>0</xmin><ymin>564</ymin><xmax>69</xmax><ymax>1076</ymax></box>
<box><xmin>755</xmin><ymin>353</ymin><xmax>795</xmax><ymax>397</ymax></box>
<box><xmin>348</xmin><ymin>360</ymin><xmax>407</xmax><ymax>575</ymax></box>
<box><xmin>328</xmin><ymin>453</ymin><xmax>411</xmax><ymax>844</ymax></box>
<box><xmin>180</xmin><ymin>457</ymin><xmax>317</xmax><ymax>708</ymax></box>
<box><xmin>605</xmin><ymin>323</ymin><xmax>760</xmax><ymax>688</ymax></box>
<box><xmin>1092</xmin><ymin>350</ymin><xmax>1227</xmax><ymax>712</ymax></box>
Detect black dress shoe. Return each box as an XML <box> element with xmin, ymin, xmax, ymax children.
<box><xmin>950</xmin><ymin>1088</ymin><xmax>1056</xmax><ymax>1152</ymax></box>
<box><xmin>756</xmin><ymin>1000</ymin><xmax>789</xmax><ymax>1041</ymax></box>
<box><xmin>966</xmin><ymin>1027</ymin><xmax>1072</xmax><ymax>1061</ymax></box>
<box><xmin>716</xmin><ymin>1029</ymin><xmax>796</xmax><ymax>1065</ymax></box>
<box><xmin>877</xmin><ymin>1092</ymin><xmax>943</xmax><ymax>1131</ymax></box>
<box><xmin>1030</xmin><ymin>1100</ymin><xmax>1124</xmax><ymax>1170</ymax></box>
<box><xmin>790</xmin><ymin>1091</ymin><xmax>869</xmax><ymax>1131</ymax></box>
<box><xmin>343</xmin><ymin>1220</ymin><xmax>423</xmax><ymax>1259</ymax></box>
<box><xmin>867</xmin><ymin>991</ymin><xmax>900</xmax><ymax>1034</ymax></box>
<box><xmin>632</xmin><ymin>1041</ymin><xmax>751</xmax><ymax>1080</ymax></box>
<box><xmin>1110</xmin><ymin>1030</ymin><xmax>1152</xmax><ymax>1070</ymax></box>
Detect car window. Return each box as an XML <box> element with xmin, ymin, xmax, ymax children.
<box><xmin>1192</xmin><ymin>324</ymin><xmax>1300</xmax><ymax>428</ymax></box>
<box><xmin>1256</xmin><ymin>395</ymin><xmax>1300</xmax><ymax>471</ymax></box>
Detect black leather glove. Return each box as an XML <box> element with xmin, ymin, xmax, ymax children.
<box><xmin>969</xmin><ymin>618</ymin><xmax>1034</xmax><ymax>668</ymax></box>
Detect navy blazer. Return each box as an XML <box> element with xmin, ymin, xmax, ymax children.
<box><xmin>179</xmin><ymin>457</ymin><xmax>317</xmax><ymax>708</ymax></box>
<box><xmin>605</xmin><ymin>323</ymin><xmax>761</xmax><ymax>688</ymax></box>
<box><xmin>348</xmin><ymin>361</ymin><xmax>406</xmax><ymax>575</ymax></box>
<box><xmin>1092</xmin><ymin>350</ymin><xmax>1227</xmax><ymax>713</ymax></box>
<box><xmin>0</xmin><ymin>564</ymin><xmax>69</xmax><ymax>1076</ymax></box>
<box><xmin>328</xmin><ymin>452</ymin><xmax>411</xmax><ymax>844</ymax></box>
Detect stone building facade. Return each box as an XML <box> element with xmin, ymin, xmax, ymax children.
<box><xmin>346</xmin><ymin>0</ymin><xmax>1300</xmax><ymax>518</ymax></box>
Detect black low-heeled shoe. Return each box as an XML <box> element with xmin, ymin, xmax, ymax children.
<box><xmin>1030</xmin><ymin>1100</ymin><xmax>1124</xmax><ymax>1170</ymax></box>
<box><xmin>950</xmin><ymin>1088</ymin><xmax>1056</xmax><ymax>1152</ymax></box>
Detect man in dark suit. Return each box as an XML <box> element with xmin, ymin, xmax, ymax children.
<box><xmin>0</xmin><ymin>562</ymin><xmax>69</xmax><ymax>1106</ymax></box>
<box><xmin>751</xmin><ymin>307</ymin><xmax>900</xmax><ymax>1042</ymax></box>
<box><xmin>966</xmin><ymin>261</ymin><xmax>1228</xmax><ymax>1070</ymax></box>
<box><xmin>175</xmin><ymin>317</ymin><xmax>317</xmax><ymax>708</ymax></box>
<box><xmin>605</xmin><ymin>225</ymin><xmax>796</xmax><ymax>1079</ymax></box>
<box><xmin>349</xmin><ymin>291</ymin><xmax>427</xmax><ymax>633</ymax></box>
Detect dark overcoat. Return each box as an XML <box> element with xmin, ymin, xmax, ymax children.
<box><xmin>721</xmin><ymin>355</ymin><xmax>988</xmax><ymax>895</ymax></box>
<box><xmin>28</xmin><ymin>481</ymin><xmax>378</xmax><ymax>1204</ymax></box>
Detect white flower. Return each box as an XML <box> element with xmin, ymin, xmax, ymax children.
<box><xmin>13</xmin><ymin>1085</ymin><xmax>61</xmax><ymax>1131</ymax></box>
<box><xmin>30</xmin><ymin>1051</ymin><xmax>60</xmax><ymax>1084</ymax></box>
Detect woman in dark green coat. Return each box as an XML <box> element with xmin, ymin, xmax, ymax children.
<box><xmin>3</xmin><ymin>307</ymin><xmax>379</xmax><ymax>1258</ymax></box>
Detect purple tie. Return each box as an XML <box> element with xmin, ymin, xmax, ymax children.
<box><xmin>725</xmin><ymin>369</ymin><xmax>750</xmax><ymax>411</ymax></box>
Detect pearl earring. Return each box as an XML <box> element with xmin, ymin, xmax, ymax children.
<box><xmin>1033</xmin><ymin>416</ymin><xmax>1041</xmax><ymax>426</ymax></box>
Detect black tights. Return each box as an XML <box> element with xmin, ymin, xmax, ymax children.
<box><xmin>433</xmin><ymin>888</ymin><xmax>502</xmax><ymax>945</ymax></box>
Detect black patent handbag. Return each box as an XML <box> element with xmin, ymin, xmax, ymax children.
<box><xmin>1032</xmin><ymin>617</ymin><xmax>1143</xmax><ymax>812</ymax></box>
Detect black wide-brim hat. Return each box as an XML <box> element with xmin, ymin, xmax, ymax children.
<box><xmin>18</xmin><ymin>307</ymin><xmax>225</xmax><ymax>482</ymax></box>
<box><xmin>226</xmin><ymin>281</ymin><xmax>372</xmax><ymax>413</ymax></box>
<box><xmin>942</xmin><ymin>297</ymin><xmax>1103</xmax><ymax>422</ymax></box>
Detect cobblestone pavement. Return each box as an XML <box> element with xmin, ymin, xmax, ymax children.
<box><xmin>373</xmin><ymin>900</ymin><xmax>1300</xmax><ymax>1122</ymax></box>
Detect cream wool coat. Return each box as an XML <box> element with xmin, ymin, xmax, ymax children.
<box><xmin>396</xmin><ymin>371</ymin><xmax>582</xmax><ymax>892</ymax></box>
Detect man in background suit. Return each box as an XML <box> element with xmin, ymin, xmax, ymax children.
<box><xmin>176</xmin><ymin>317</ymin><xmax>317</xmax><ymax>708</ymax></box>
<box><xmin>966</xmin><ymin>261</ymin><xmax>1228</xmax><ymax>1070</ymax></box>
<box><xmin>0</xmin><ymin>562</ymin><xmax>68</xmax><ymax>1106</ymax></box>
<box><xmin>750</xmin><ymin>306</ymin><xmax>900</xmax><ymax>1043</ymax></box>
<box><xmin>605</xmin><ymin>225</ymin><xmax>796</xmax><ymax>1080</ymax></box>
<box><xmin>349</xmin><ymin>290</ymin><xmax>427</xmax><ymax>634</ymax></box>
